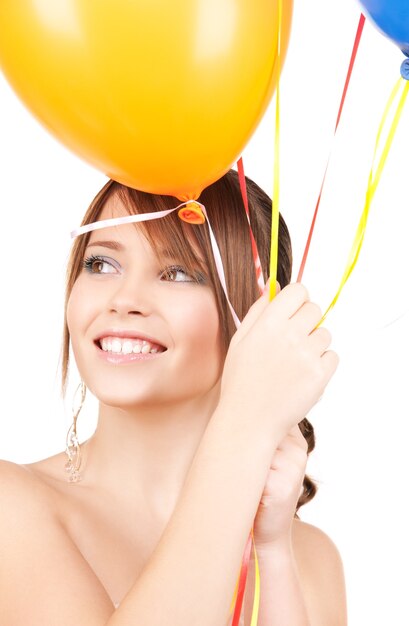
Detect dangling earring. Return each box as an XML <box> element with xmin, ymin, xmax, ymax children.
<box><xmin>64</xmin><ymin>381</ymin><xmax>86</xmax><ymax>483</ymax></box>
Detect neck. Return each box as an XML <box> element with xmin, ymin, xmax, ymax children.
<box><xmin>79</xmin><ymin>387</ymin><xmax>220</xmax><ymax>521</ymax></box>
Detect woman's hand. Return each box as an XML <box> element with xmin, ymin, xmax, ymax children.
<box><xmin>219</xmin><ymin>282</ymin><xmax>338</xmax><ymax>441</ymax></box>
<box><xmin>252</xmin><ymin>424</ymin><xmax>308</xmax><ymax>548</ymax></box>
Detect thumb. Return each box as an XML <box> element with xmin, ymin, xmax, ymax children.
<box><xmin>263</xmin><ymin>279</ymin><xmax>281</xmax><ymax>295</ymax></box>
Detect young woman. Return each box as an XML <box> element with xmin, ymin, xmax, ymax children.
<box><xmin>0</xmin><ymin>170</ymin><xmax>346</xmax><ymax>625</ymax></box>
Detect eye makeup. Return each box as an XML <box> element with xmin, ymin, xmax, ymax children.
<box><xmin>82</xmin><ymin>254</ymin><xmax>119</xmax><ymax>274</ymax></box>
<box><xmin>159</xmin><ymin>264</ymin><xmax>206</xmax><ymax>283</ymax></box>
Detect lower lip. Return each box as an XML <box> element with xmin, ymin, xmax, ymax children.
<box><xmin>95</xmin><ymin>343</ymin><xmax>165</xmax><ymax>365</ymax></box>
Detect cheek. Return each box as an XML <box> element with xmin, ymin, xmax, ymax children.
<box><xmin>66</xmin><ymin>287</ymin><xmax>77</xmax><ymax>337</ymax></box>
<box><xmin>66</xmin><ymin>279</ymin><xmax>96</xmax><ymax>341</ymax></box>
<box><xmin>178</xmin><ymin>294</ymin><xmax>223</xmax><ymax>367</ymax></box>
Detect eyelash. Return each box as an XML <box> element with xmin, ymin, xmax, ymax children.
<box><xmin>83</xmin><ymin>255</ymin><xmax>116</xmax><ymax>274</ymax></box>
<box><xmin>82</xmin><ymin>255</ymin><xmax>205</xmax><ymax>283</ymax></box>
<box><xmin>160</xmin><ymin>265</ymin><xmax>205</xmax><ymax>283</ymax></box>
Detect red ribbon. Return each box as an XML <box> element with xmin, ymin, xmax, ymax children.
<box><xmin>297</xmin><ymin>13</ymin><xmax>366</xmax><ymax>282</ymax></box>
<box><xmin>237</xmin><ymin>157</ymin><xmax>265</xmax><ymax>293</ymax></box>
<box><xmin>231</xmin><ymin>530</ymin><xmax>253</xmax><ymax>626</ymax></box>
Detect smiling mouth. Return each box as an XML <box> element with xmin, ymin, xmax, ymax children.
<box><xmin>96</xmin><ymin>336</ymin><xmax>167</xmax><ymax>355</ymax></box>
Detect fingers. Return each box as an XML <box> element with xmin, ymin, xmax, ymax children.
<box><xmin>280</xmin><ymin>424</ymin><xmax>308</xmax><ymax>453</ymax></box>
<box><xmin>321</xmin><ymin>349</ymin><xmax>340</xmax><ymax>380</ymax></box>
<box><xmin>232</xmin><ymin>282</ymin><xmax>335</xmax><ymax>371</ymax></box>
<box><xmin>271</xmin><ymin>426</ymin><xmax>308</xmax><ymax>470</ymax></box>
<box><xmin>289</xmin><ymin>301</ymin><xmax>323</xmax><ymax>335</ymax></box>
<box><xmin>308</xmin><ymin>326</ymin><xmax>332</xmax><ymax>355</ymax></box>
<box><xmin>237</xmin><ymin>282</ymin><xmax>311</xmax><ymax>341</ymax></box>
<box><xmin>271</xmin><ymin>283</ymin><xmax>310</xmax><ymax>320</ymax></box>
<box><xmin>226</xmin><ymin>280</ymin><xmax>339</xmax><ymax>429</ymax></box>
<box><xmin>233</xmin><ymin>281</ymin><xmax>274</xmax><ymax>338</ymax></box>
<box><xmin>234</xmin><ymin>280</ymin><xmax>283</xmax><ymax>339</ymax></box>
<box><xmin>238</xmin><ymin>282</ymin><xmax>310</xmax><ymax>338</ymax></box>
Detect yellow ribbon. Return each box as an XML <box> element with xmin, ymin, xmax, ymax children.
<box><xmin>228</xmin><ymin>529</ymin><xmax>260</xmax><ymax>625</ymax></box>
<box><xmin>249</xmin><ymin>530</ymin><xmax>261</xmax><ymax>626</ymax></box>
<box><xmin>269</xmin><ymin>0</ymin><xmax>282</xmax><ymax>302</ymax></box>
<box><xmin>230</xmin><ymin>0</ymin><xmax>281</xmax><ymax>620</ymax></box>
<box><xmin>320</xmin><ymin>76</ymin><xmax>409</xmax><ymax>324</ymax></box>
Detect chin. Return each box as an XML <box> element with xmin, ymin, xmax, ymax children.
<box><xmin>87</xmin><ymin>383</ymin><xmax>178</xmax><ymax>411</ymax></box>
<box><xmin>90</xmin><ymin>385</ymin><xmax>217</xmax><ymax>413</ymax></box>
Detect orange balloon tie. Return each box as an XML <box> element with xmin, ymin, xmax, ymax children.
<box><xmin>178</xmin><ymin>201</ymin><xmax>206</xmax><ymax>224</ymax></box>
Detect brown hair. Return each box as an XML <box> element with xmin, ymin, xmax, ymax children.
<box><xmin>62</xmin><ymin>169</ymin><xmax>316</xmax><ymax>514</ymax></box>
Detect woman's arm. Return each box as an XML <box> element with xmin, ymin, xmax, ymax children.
<box><xmin>109</xmin><ymin>404</ymin><xmax>282</xmax><ymax>626</ymax></box>
<box><xmin>244</xmin><ymin>540</ymin><xmax>310</xmax><ymax>626</ymax></box>
<box><xmin>108</xmin><ymin>285</ymin><xmax>338</xmax><ymax>626</ymax></box>
<box><xmin>240</xmin><ymin>418</ymin><xmax>346</xmax><ymax>626</ymax></box>
<box><xmin>242</xmin><ymin>425</ymin><xmax>312</xmax><ymax>626</ymax></box>
<box><xmin>243</xmin><ymin>523</ymin><xmax>347</xmax><ymax>626</ymax></box>
<box><xmin>0</xmin><ymin>286</ymin><xmax>339</xmax><ymax>626</ymax></box>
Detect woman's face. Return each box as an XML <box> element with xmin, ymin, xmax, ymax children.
<box><xmin>66</xmin><ymin>194</ymin><xmax>224</xmax><ymax>409</ymax></box>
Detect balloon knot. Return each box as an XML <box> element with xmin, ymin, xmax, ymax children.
<box><xmin>400</xmin><ymin>58</ymin><xmax>409</xmax><ymax>81</ymax></box>
<box><xmin>178</xmin><ymin>201</ymin><xmax>206</xmax><ymax>224</ymax></box>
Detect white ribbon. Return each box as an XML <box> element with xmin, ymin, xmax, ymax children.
<box><xmin>71</xmin><ymin>200</ymin><xmax>241</xmax><ymax>328</ymax></box>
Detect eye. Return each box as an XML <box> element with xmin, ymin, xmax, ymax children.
<box><xmin>159</xmin><ymin>265</ymin><xmax>204</xmax><ymax>283</ymax></box>
<box><xmin>83</xmin><ymin>255</ymin><xmax>118</xmax><ymax>274</ymax></box>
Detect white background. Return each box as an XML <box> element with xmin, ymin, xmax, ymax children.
<box><xmin>1</xmin><ymin>0</ymin><xmax>408</xmax><ymax>623</ymax></box>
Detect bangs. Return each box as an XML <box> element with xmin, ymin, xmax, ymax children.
<box><xmin>63</xmin><ymin>170</ymin><xmax>293</xmax><ymax>394</ymax></box>
<box><xmin>115</xmin><ymin>185</ymin><xmax>215</xmax><ymax>285</ymax></box>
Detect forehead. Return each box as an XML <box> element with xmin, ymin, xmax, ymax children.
<box><xmin>96</xmin><ymin>192</ymin><xmax>130</xmax><ymax>221</ymax></box>
<box><xmin>87</xmin><ymin>191</ymin><xmax>205</xmax><ymax>263</ymax></box>
<box><xmin>88</xmin><ymin>193</ymin><xmax>149</xmax><ymax>246</ymax></box>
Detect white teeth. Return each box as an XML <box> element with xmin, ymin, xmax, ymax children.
<box><xmin>111</xmin><ymin>339</ymin><xmax>122</xmax><ymax>354</ymax></box>
<box><xmin>122</xmin><ymin>340</ymin><xmax>133</xmax><ymax>355</ymax></box>
<box><xmin>99</xmin><ymin>336</ymin><xmax>162</xmax><ymax>355</ymax></box>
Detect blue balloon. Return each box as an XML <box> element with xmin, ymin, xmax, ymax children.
<box><xmin>359</xmin><ymin>0</ymin><xmax>409</xmax><ymax>56</ymax></box>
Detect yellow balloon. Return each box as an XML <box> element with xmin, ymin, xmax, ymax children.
<box><xmin>0</xmin><ymin>0</ymin><xmax>292</xmax><ymax>200</ymax></box>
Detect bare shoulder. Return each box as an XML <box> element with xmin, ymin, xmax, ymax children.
<box><xmin>292</xmin><ymin>517</ymin><xmax>344</xmax><ymax>565</ymax></box>
<box><xmin>0</xmin><ymin>459</ymin><xmax>114</xmax><ymax>625</ymax></box>
<box><xmin>0</xmin><ymin>457</ymin><xmax>53</xmax><ymax>482</ymax></box>
<box><xmin>292</xmin><ymin>518</ymin><xmax>347</xmax><ymax>626</ymax></box>
<box><xmin>0</xmin><ymin>458</ymin><xmax>48</xmax><ymax>504</ymax></box>
<box><xmin>0</xmin><ymin>458</ymin><xmax>62</xmax><ymax>521</ymax></box>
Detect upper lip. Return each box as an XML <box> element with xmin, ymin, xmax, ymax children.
<box><xmin>94</xmin><ymin>329</ymin><xmax>167</xmax><ymax>349</ymax></box>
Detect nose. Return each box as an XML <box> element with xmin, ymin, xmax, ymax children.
<box><xmin>107</xmin><ymin>273</ymin><xmax>154</xmax><ymax>317</ymax></box>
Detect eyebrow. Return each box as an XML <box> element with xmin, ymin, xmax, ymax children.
<box><xmin>86</xmin><ymin>240</ymin><xmax>124</xmax><ymax>251</ymax></box>
<box><xmin>85</xmin><ymin>240</ymin><xmax>181</xmax><ymax>262</ymax></box>
<box><xmin>84</xmin><ymin>239</ymin><xmax>205</xmax><ymax>268</ymax></box>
